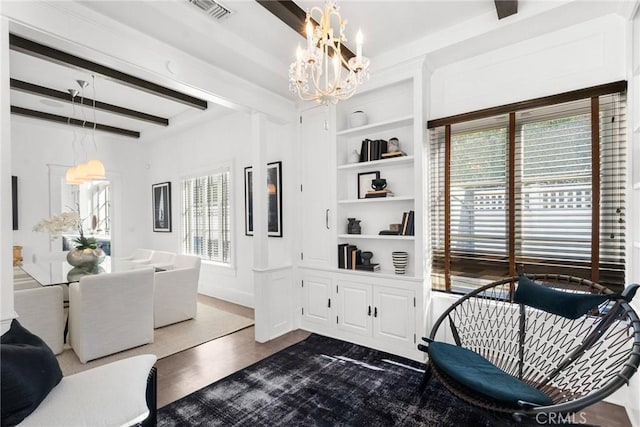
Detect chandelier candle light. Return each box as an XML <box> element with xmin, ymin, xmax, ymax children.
<box><xmin>289</xmin><ymin>0</ymin><xmax>370</xmax><ymax>104</ymax></box>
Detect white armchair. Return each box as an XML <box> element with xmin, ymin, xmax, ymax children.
<box><xmin>14</xmin><ymin>286</ymin><xmax>64</xmax><ymax>355</ymax></box>
<box><xmin>122</xmin><ymin>248</ymin><xmax>153</xmax><ymax>263</ymax></box>
<box><xmin>69</xmin><ymin>268</ymin><xmax>154</xmax><ymax>363</ymax></box>
<box><xmin>153</xmin><ymin>254</ymin><xmax>201</xmax><ymax>328</ymax></box>
<box><xmin>148</xmin><ymin>250</ymin><xmax>176</xmax><ymax>270</ymax></box>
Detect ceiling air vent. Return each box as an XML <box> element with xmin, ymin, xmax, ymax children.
<box><xmin>188</xmin><ymin>0</ymin><xmax>233</xmax><ymax>20</ymax></box>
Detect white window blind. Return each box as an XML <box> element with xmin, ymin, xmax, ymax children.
<box><xmin>182</xmin><ymin>168</ymin><xmax>231</xmax><ymax>263</ymax></box>
<box><xmin>430</xmin><ymin>88</ymin><xmax>626</xmax><ymax>293</ymax></box>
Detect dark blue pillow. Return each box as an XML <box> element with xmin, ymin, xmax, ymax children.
<box><xmin>428</xmin><ymin>341</ymin><xmax>553</xmax><ymax>407</ymax></box>
<box><xmin>514</xmin><ymin>275</ymin><xmax>612</xmax><ymax>319</ymax></box>
<box><xmin>1</xmin><ymin>319</ymin><xmax>62</xmax><ymax>427</ymax></box>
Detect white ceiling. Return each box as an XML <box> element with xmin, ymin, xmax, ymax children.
<box><xmin>8</xmin><ymin>0</ymin><xmax>638</xmax><ymax>142</ymax></box>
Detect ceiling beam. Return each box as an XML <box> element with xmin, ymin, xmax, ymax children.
<box><xmin>10</xmin><ymin>79</ymin><xmax>169</xmax><ymax>126</ymax></box>
<box><xmin>494</xmin><ymin>0</ymin><xmax>518</xmax><ymax>19</ymax></box>
<box><xmin>9</xmin><ymin>34</ymin><xmax>208</xmax><ymax>111</ymax></box>
<box><xmin>11</xmin><ymin>106</ymin><xmax>140</xmax><ymax>138</ymax></box>
<box><xmin>256</xmin><ymin>0</ymin><xmax>356</xmax><ymax>62</ymax></box>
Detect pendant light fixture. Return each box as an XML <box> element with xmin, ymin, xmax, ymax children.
<box><xmin>65</xmin><ymin>88</ymin><xmax>83</xmax><ymax>185</ymax></box>
<box><xmin>85</xmin><ymin>75</ymin><xmax>106</xmax><ymax>180</ymax></box>
<box><xmin>66</xmin><ymin>76</ymin><xmax>106</xmax><ymax>184</ymax></box>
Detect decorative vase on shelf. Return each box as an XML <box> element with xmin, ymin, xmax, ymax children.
<box><xmin>392</xmin><ymin>251</ymin><xmax>409</xmax><ymax>275</ymax></box>
<box><xmin>349</xmin><ymin>111</ymin><xmax>368</xmax><ymax>128</ymax></box>
<box><xmin>67</xmin><ymin>247</ymin><xmax>105</xmax><ymax>268</ymax></box>
<box><xmin>347</xmin><ymin>218</ymin><xmax>362</xmax><ymax>234</ymax></box>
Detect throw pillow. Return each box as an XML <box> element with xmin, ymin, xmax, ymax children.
<box><xmin>515</xmin><ymin>275</ymin><xmax>613</xmax><ymax>319</ymax></box>
<box><xmin>1</xmin><ymin>319</ymin><xmax>62</xmax><ymax>427</ymax></box>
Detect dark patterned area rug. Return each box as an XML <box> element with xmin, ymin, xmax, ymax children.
<box><xmin>158</xmin><ymin>334</ymin><xmax>518</xmax><ymax>426</ymax></box>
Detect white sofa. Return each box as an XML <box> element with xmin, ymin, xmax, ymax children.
<box><xmin>153</xmin><ymin>254</ymin><xmax>201</xmax><ymax>328</ymax></box>
<box><xmin>69</xmin><ymin>267</ymin><xmax>155</xmax><ymax>363</ymax></box>
<box><xmin>14</xmin><ymin>286</ymin><xmax>65</xmax><ymax>355</ymax></box>
<box><xmin>18</xmin><ymin>354</ymin><xmax>157</xmax><ymax>427</ymax></box>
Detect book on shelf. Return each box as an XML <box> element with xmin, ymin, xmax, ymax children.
<box><xmin>400</xmin><ymin>210</ymin><xmax>415</xmax><ymax>236</ymax></box>
<box><xmin>359</xmin><ymin>139</ymin><xmax>389</xmax><ymax>162</ymax></box>
<box><xmin>381</xmin><ymin>151</ymin><xmax>407</xmax><ymax>159</ymax></box>
<box><xmin>355</xmin><ymin>263</ymin><xmax>380</xmax><ymax>272</ymax></box>
<box><xmin>365</xmin><ymin>189</ymin><xmax>394</xmax><ymax>199</ymax></box>
<box><xmin>337</xmin><ymin>244</ymin><xmax>362</xmax><ymax>270</ymax></box>
<box><xmin>379</xmin><ymin>230</ymin><xmax>401</xmax><ymax>235</ymax></box>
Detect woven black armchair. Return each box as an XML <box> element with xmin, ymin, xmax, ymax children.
<box><xmin>419</xmin><ymin>274</ymin><xmax>640</xmax><ymax>422</ymax></box>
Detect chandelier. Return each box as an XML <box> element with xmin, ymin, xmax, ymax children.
<box><xmin>288</xmin><ymin>0</ymin><xmax>370</xmax><ymax>104</ymax></box>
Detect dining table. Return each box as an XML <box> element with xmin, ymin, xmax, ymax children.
<box><xmin>19</xmin><ymin>256</ymin><xmax>159</xmax><ymax>287</ymax></box>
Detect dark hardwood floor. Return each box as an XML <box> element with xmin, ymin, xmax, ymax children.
<box><xmin>156</xmin><ymin>295</ymin><xmax>632</xmax><ymax>426</ymax></box>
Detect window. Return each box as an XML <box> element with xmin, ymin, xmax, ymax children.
<box><xmin>182</xmin><ymin>168</ymin><xmax>231</xmax><ymax>263</ymax></box>
<box><xmin>430</xmin><ymin>83</ymin><xmax>626</xmax><ymax>293</ymax></box>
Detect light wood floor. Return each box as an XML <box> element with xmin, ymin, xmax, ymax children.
<box><xmin>156</xmin><ymin>295</ymin><xmax>632</xmax><ymax>427</ymax></box>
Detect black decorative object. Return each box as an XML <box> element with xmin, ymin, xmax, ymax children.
<box><xmin>347</xmin><ymin>218</ymin><xmax>361</xmax><ymax>234</ymax></box>
<box><xmin>360</xmin><ymin>251</ymin><xmax>373</xmax><ymax>265</ymax></box>
<box><xmin>371</xmin><ymin>178</ymin><xmax>387</xmax><ymax>191</ymax></box>
<box><xmin>157</xmin><ymin>334</ymin><xmax>517</xmax><ymax>426</ymax></box>
<box><xmin>152</xmin><ymin>182</ymin><xmax>171</xmax><ymax>232</ymax></box>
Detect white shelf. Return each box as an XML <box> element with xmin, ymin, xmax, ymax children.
<box><xmin>338</xmin><ymin>234</ymin><xmax>415</xmax><ymax>240</ymax></box>
<box><xmin>337</xmin><ymin>155</ymin><xmax>415</xmax><ymax>170</ymax></box>
<box><xmin>338</xmin><ymin>196</ymin><xmax>414</xmax><ymax>204</ymax></box>
<box><xmin>336</xmin><ymin>115</ymin><xmax>413</xmax><ymax>136</ymax></box>
<box><xmin>333</xmin><ymin>267</ymin><xmax>420</xmax><ymax>281</ymax></box>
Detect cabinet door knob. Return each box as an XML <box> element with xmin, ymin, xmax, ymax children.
<box><xmin>374</xmin><ymin>307</ymin><xmax>378</xmax><ymax>318</ymax></box>
<box><xmin>328</xmin><ymin>298</ymin><xmax>331</xmax><ymax>308</ymax></box>
<box><xmin>368</xmin><ymin>305</ymin><xmax>371</xmax><ymax>316</ymax></box>
<box><xmin>325</xmin><ymin>209</ymin><xmax>330</xmax><ymax>229</ymax></box>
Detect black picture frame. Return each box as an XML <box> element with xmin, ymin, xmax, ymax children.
<box><xmin>152</xmin><ymin>182</ymin><xmax>172</xmax><ymax>232</ymax></box>
<box><xmin>244</xmin><ymin>161</ymin><xmax>283</xmax><ymax>237</ymax></box>
<box><xmin>12</xmin><ymin>176</ymin><xmax>18</xmax><ymax>230</ymax></box>
<box><xmin>357</xmin><ymin>171</ymin><xmax>380</xmax><ymax>199</ymax></box>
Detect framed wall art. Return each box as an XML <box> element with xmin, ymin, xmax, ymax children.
<box><xmin>152</xmin><ymin>181</ymin><xmax>172</xmax><ymax>232</ymax></box>
<box><xmin>244</xmin><ymin>161</ymin><xmax>283</xmax><ymax>237</ymax></box>
<box><xmin>357</xmin><ymin>170</ymin><xmax>380</xmax><ymax>199</ymax></box>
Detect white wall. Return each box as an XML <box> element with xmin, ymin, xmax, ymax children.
<box><xmin>11</xmin><ymin>117</ymin><xmax>148</xmax><ymax>261</ymax></box>
<box><xmin>430</xmin><ymin>14</ymin><xmax>626</xmax><ymax>120</ymax></box>
<box><xmin>145</xmin><ymin>111</ymin><xmax>295</xmax><ymax>307</ymax></box>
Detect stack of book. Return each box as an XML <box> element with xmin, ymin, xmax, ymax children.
<box><xmin>365</xmin><ymin>189</ymin><xmax>394</xmax><ymax>198</ymax></box>
<box><xmin>400</xmin><ymin>210</ymin><xmax>415</xmax><ymax>236</ymax></box>
<box><xmin>381</xmin><ymin>151</ymin><xmax>406</xmax><ymax>159</ymax></box>
<box><xmin>337</xmin><ymin>244</ymin><xmax>380</xmax><ymax>271</ymax></box>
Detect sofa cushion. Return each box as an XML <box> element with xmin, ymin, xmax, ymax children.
<box><xmin>428</xmin><ymin>341</ymin><xmax>553</xmax><ymax>407</ymax></box>
<box><xmin>1</xmin><ymin>319</ymin><xmax>62</xmax><ymax>426</ymax></box>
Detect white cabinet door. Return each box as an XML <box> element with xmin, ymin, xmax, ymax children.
<box><xmin>300</xmin><ymin>107</ymin><xmax>334</xmax><ymax>268</ymax></box>
<box><xmin>373</xmin><ymin>286</ymin><xmax>415</xmax><ymax>347</ymax></box>
<box><xmin>337</xmin><ymin>280</ymin><xmax>372</xmax><ymax>336</ymax></box>
<box><xmin>301</xmin><ymin>275</ymin><xmax>332</xmax><ymax>327</ymax></box>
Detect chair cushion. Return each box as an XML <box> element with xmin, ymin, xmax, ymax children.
<box><xmin>1</xmin><ymin>319</ymin><xmax>63</xmax><ymax>426</ymax></box>
<box><xmin>428</xmin><ymin>341</ymin><xmax>553</xmax><ymax>407</ymax></box>
<box><xmin>515</xmin><ymin>275</ymin><xmax>612</xmax><ymax>319</ymax></box>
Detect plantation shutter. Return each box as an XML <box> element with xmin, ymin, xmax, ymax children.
<box><xmin>182</xmin><ymin>168</ymin><xmax>231</xmax><ymax>263</ymax></box>
<box><xmin>429</xmin><ymin>84</ymin><xmax>626</xmax><ymax>292</ymax></box>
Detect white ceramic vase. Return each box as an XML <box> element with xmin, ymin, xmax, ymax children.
<box><xmin>349</xmin><ymin>111</ymin><xmax>368</xmax><ymax>128</ymax></box>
